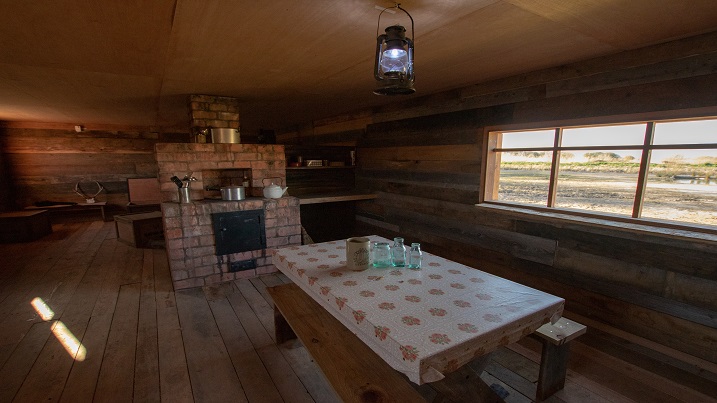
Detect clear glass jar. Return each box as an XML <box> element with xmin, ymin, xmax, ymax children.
<box><xmin>391</xmin><ymin>237</ymin><xmax>406</xmax><ymax>267</ymax></box>
<box><xmin>372</xmin><ymin>242</ymin><xmax>391</xmax><ymax>268</ymax></box>
<box><xmin>408</xmin><ymin>243</ymin><xmax>422</xmax><ymax>269</ymax></box>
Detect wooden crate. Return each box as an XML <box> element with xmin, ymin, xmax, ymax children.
<box><xmin>114</xmin><ymin>211</ymin><xmax>164</xmax><ymax>248</ymax></box>
<box><xmin>126</xmin><ymin>178</ymin><xmax>161</xmax><ymax>213</ymax></box>
<box><xmin>0</xmin><ymin>210</ymin><xmax>52</xmax><ymax>243</ymax></box>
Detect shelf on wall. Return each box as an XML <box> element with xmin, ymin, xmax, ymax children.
<box><xmin>294</xmin><ymin>191</ymin><xmax>376</xmax><ymax>205</ymax></box>
<box><xmin>286</xmin><ymin>166</ymin><xmax>355</xmax><ymax>170</ymax></box>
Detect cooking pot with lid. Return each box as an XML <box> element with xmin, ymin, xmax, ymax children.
<box><xmin>220</xmin><ymin>186</ymin><xmax>245</xmax><ymax>200</ymax></box>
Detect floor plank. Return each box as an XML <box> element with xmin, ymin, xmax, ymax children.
<box><xmin>175</xmin><ymin>287</ymin><xmax>248</xmax><ymax>403</ymax></box>
<box><xmin>11</xmin><ymin>223</ymin><xmax>112</xmax><ymax>402</ymax></box>
<box><xmin>0</xmin><ymin>321</ymin><xmax>54</xmax><ymax>402</ymax></box>
<box><xmin>153</xmin><ymin>249</ymin><xmax>193</xmax><ymax>403</ymax></box>
<box><xmin>235</xmin><ymin>279</ymin><xmax>276</xmax><ymax>341</ymax></box>
<box><xmin>239</xmin><ymin>277</ymin><xmax>341</xmax><ymax>402</ymax></box>
<box><xmin>134</xmin><ymin>249</ymin><xmax>160</xmax><ymax>403</ymax></box>
<box><xmin>94</xmin><ymin>282</ymin><xmax>142</xmax><ymax>402</ymax></box>
<box><xmin>483</xmin><ymin>359</ymin><xmax>539</xmax><ymax>402</ymax></box>
<box><xmin>0</xmin><ymin>222</ymin><xmax>93</xmax><ymax>366</ymax></box>
<box><xmin>59</xmin><ymin>237</ymin><xmax>122</xmax><ymax>403</ymax></box>
<box><xmin>0</xmin><ymin>222</ymin><xmax>80</xmax><ymax>307</ymax></box>
<box><xmin>507</xmin><ymin>340</ymin><xmax>638</xmax><ymax>403</ymax></box>
<box><xmin>205</xmin><ymin>284</ymin><xmax>284</xmax><ymax>403</ymax></box>
<box><xmin>227</xmin><ymin>280</ymin><xmax>317</xmax><ymax>403</ymax></box>
<box><xmin>0</xmin><ymin>221</ymin><xmax>714</xmax><ymax>403</ymax></box>
<box><xmin>252</xmin><ymin>276</ymin><xmax>341</xmax><ymax>403</ymax></box>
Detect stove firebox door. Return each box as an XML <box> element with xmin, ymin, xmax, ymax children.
<box><xmin>211</xmin><ymin>210</ymin><xmax>266</xmax><ymax>256</ymax></box>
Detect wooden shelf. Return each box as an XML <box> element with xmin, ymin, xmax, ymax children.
<box><xmin>295</xmin><ymin>191</ymin><xmax>376</xmax><ymax>205</ymax></box>
<box><xmin>286</xmin><ymin>166</ymin><xmax>355</xmax><ymax>170</ymax></box>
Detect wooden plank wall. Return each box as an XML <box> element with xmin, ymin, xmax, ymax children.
<box><xmin>276</xmin><ymin>31</ymin><xmax>717</xmax><ymax>367</ymax></box>
<box><xmin>0</xmin><ymin>126</ymin><xmax>188</xmax><ymax>211</ymax></box>
<box><xmin>0</xmin><ymin>128</ymin><xmax>17</xmax><ymax>211</ymax></box>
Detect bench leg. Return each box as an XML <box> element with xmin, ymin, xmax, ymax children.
<box><xmin>431</xmin><ymin>366</ymin><xmax>504</xmax><ymax>403</ymax></box>
<box><xmin>273</xmin><ymin>304</ymin><xmax>297</xmax><ymax>344</ymax></box>
<box><xmin>536</xmin><ymin>341</ymin><xmax>570</xmax><ymax>401</ymax></box>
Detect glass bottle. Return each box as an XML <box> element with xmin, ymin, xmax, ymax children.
<box><xmin>390</xmin><ymin>237</ymin><xmax>406</xmax><ymax>267</ymax></box>
<box><xmin>373</xmin><ymin>242</ymin><xmax>391</xmax><ymax>268</ymax></box>
<box><xmin>408</xmin><ymin>243</ymin><xmax>422</xmax><ymax>269</ymax></box>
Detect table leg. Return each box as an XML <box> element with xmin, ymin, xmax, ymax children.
<box><xmin>430</xmin><ymin>354</ymin><xmax>504</xmax><ymax>403</ymax></box>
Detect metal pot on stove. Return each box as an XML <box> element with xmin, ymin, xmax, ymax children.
<box><xmin>220</xmin><ymin>186</ymin><xmax>245</xmax><ymax>200</ymax></box>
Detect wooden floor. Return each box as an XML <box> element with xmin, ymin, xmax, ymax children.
<box><xmin>0</xmin><ymin>219</ymin><xmax>715</xmax><ymax>402</ymax></box>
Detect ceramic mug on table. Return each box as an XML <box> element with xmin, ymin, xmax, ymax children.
<box><xmin>346</xmin><ymin>237</ymin><xmax>371</xmax><ymax>271</ymax></box>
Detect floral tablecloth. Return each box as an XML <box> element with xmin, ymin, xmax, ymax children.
<box><xmin>272</xmin><ymin>235</ymin><xmax>564</xmax><ymax>385</ymax></box>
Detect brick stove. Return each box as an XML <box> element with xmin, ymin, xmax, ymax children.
<box><xmin>155</xmin><ymin>143</ymin><xmax>301</xmax><ymax>290</ymax></box>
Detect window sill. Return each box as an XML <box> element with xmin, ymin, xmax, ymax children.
<box><xmin>476</xmin><ymin>201</ymin><xmax>717</xmax><ymax>245</ymax></box>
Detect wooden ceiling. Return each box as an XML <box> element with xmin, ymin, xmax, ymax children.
<box><xmin>1</xmin><ymin>0</ymin><xmax>717</xmax><ymax>133</ymax></box>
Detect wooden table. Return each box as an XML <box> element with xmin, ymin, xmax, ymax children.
<box><xmin>272</xmin><ymin>235</ymin><xmax>565</xmax><ymax>385</ymax></box>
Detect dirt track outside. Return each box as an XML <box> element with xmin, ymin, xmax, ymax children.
<box><xmin>499</xmin><ymin>170</ymin><xmax>717</xmax><ymax>227</ymax></box>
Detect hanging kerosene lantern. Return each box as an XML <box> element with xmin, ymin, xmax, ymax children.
<box><xmin>373</xmin><ymin>4</ymin><xmax>415</xmax><ymax>95</ymax></box>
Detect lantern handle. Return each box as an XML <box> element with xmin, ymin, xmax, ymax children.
<box><xmin>376</xmin><ymin>3</ymin><xmax>414</xmax><ymax>40</ymax></box>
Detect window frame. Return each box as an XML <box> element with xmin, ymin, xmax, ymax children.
<box><xmin>480</xmin><ymin>116</ymin><xmax>717</xmax><ymax>235</ymax></box>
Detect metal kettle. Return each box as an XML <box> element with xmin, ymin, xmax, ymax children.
<box><xmin>262</xmin><ymin>178</ymin><xmax>287</xmax><ymax>199</ymax></box>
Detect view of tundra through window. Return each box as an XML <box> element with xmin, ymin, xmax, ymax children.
<box><xmin>489</xmin><ymin>118</ymin><xmax>717</xmax><ymax>228</ymax></box>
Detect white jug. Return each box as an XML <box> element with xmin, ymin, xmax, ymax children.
<box><xmin>345</xmin><ymin>237</ymin><xmax>371</xmax><ymax>271</ymax></box>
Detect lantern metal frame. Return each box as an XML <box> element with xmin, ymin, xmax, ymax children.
<box><xmin>373</xmin><ymin>4</ymin><xmax>415</xmax><ymax>95</ymax></box>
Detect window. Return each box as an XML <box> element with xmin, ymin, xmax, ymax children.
<box><xmin>484</xmin><ymin>118</ymin><xmax>717</xmax><ymax>228</ymax></box>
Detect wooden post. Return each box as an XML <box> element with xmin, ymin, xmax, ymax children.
<box><xmin>536</xmin><ymin>342</ymin><xmax>571</xmax><ymax>401</ymax></box>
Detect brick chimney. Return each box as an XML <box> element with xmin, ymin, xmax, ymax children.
<box><xmin>189</xmin><ymin>95</ymin><xmax>241</xmax><ymax>142</ymax></box>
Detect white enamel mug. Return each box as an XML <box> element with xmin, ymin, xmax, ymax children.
<box><xmin>346</xmin><ymin>237</ymin><xmax>371</xmax><ymax>271</ymax></box>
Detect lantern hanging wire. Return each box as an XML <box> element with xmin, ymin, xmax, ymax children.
<box><xmin>376</xmin><ymin>4</ymin><xmax>414</xmax><ymax>40</ymax></box>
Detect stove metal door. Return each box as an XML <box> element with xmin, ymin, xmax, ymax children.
<box><xmin>211</xmin><ymin>210</ymin><xmax>266</xmax><ymax>256</ymax></box>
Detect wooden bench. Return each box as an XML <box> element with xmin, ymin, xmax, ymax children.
<box><xmin>531</xmin><ymin>317</ymin><xmax>587</xmax><ymax>400</ymax></box>
<box><xmin>25</xmin><ymin>202</ymin><xmax>109</xmax><ymax>221</ymax></box>
<box><xmin>267</xmin><ymin>283</ymin><xmax>425</xmax><ymax>402</ymax></box>
<box><xmin>0</xmin><ymin>210</ymin><xmax>52</xmax><ymax>242</ymax></box>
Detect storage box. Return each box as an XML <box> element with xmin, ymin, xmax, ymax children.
<box><xmin>126</xmin><ymin>178</ymin><xmax>161</xmax><ymax>213</ymax></box>
<box><xmin>0</xmin><ymin>210</ymin><xmax>52</xmax><ymax>243</ymax></box>
<box><xmin>114</xmin><ymin>211</ymin><xmax>164</xmax><ymax>248</ymax></box>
